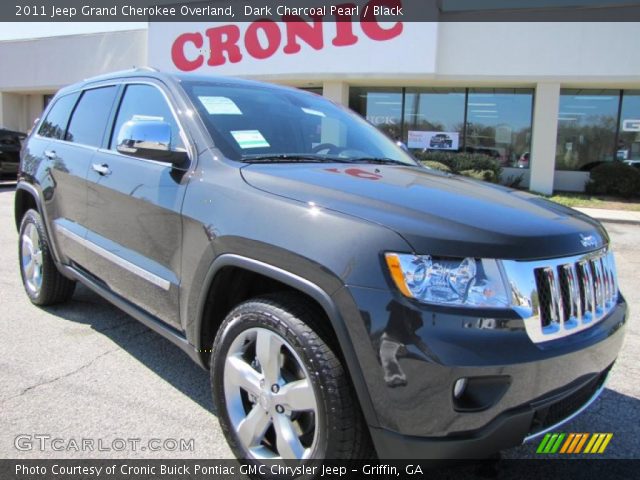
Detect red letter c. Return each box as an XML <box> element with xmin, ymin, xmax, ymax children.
<box><xmin>171</xmin><ymin>33</ymin><xmax>204</xmax><ymax>72</ymax></box>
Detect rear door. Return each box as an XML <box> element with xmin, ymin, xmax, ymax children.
<box><xmin>25</xmin><ymin>88</ymin><xmax>119</xmax><ymax>267</ymax></box>
<box><xmin>45</xmin><ymin>86</ymin><xmax>119</xmax><ymax>268</ymax></box>
<box><xmin>83</xmin><ymin>82</ymin><xmax>190</xmax><ymax>329</ymax></box>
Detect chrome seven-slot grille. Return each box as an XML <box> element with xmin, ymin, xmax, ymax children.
<box><xmin>502</xmin><ymin>249</ymin><xmax>619</xmax><ymax>343</ymax></box>
<box><xmin>533</xmin><ymin>250</ymin><xmax>618</xmax><ymax>336</ymax></box>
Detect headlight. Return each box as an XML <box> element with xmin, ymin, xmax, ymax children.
<box><xmin>385</xmin><ymin>253</ymin><xmax>510</xmax><ymax>308</ymax></box>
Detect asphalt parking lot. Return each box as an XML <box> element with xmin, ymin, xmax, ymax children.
<box><xmin>0</xmin><ymin>183</ymin><xmax>638</xmax><ymax>460</ymax></box>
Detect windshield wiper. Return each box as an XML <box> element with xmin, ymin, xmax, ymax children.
<box><xmin>348</xmin><ymin>157</ymin><xmax>411</xmax><ymax>166</ymax></box>
<box><xmin>241</xmin><ymin>154</ymin><xmax>350</xmax><ymax>164</ymax></box>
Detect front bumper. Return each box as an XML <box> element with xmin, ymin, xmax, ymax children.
<box><xmin>334</xmin><ymin>286</ymin><xmax>626</xmax><ymax>459</ymax></box>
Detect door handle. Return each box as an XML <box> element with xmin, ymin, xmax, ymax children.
<box><xmin>92</xmin><ymin>163</ymin><xmax>111</xmax><ymax>176</ymax></box>
<box><xmin>44</xmin><ymin>150</ymin><xmax>57</xmax><ymax>159</ymax></box>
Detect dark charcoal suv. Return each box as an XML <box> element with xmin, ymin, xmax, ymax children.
<box><xmin>15</xmin><ymin>69</ymin><xmax>626</xmax><ymax>466</ymax></box>
<box><xmin>429</xmin><ymin>133</ymin><xmax>453</xmax><ymax>149</ymax></box>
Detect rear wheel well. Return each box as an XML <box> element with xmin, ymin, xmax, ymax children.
<box><xmin>14</xmin><ymin>188</ymin><xmax>37</xmax><ymax>231</ymax></box>
<box><xmin>199</xmin><ymin>266</ymin><xmax>340</xmax><ymax>366</ymax></box>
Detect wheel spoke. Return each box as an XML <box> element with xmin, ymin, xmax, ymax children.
<box><xmin>22</xmin><ymin>234</ymin><xmax>33</xmax><ymax>254</ymax></box>
<box><xmin>33</xmin><ymin>250</ymin><xmax>43</xmax><ymax>267</ymax></box>
<box><xmin>25</xmin><ymin>259</ymin><xmax>35</xmax><ymax>280</ymax></box>
<box><xmin>255</xmin><ymin>330</ymin><xmax>282</xmax><ymax>386</ymax></box>
<box><xmin>225</xmin><ymin>355</ymin><xmax>263</xmax><ymax>397</ymax></box>
<box><xmin>29</xmin><ymin>225</ymin><xmax>39</xmax><ymax>248</ymax></box>
<box><xmin>273</xmin><ymin>414</ymin><xmax>305</xmax><ymax>459</ymax></box>
<box><xmin>276</xmin><ymin>379</ymin><xmax>316</xmax><ymax>412</ymax></box>
<box><xmin>237</xmin><ymin>405</ymin><xmax>271</xmax><ymax>448</ymax></box>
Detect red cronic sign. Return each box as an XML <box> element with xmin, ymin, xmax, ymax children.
<box><xmin>171</xmin><ymin>0</ymin><xmax>404</xmax><ymax>71</ymax></box>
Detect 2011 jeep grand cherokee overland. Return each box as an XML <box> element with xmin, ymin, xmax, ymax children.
<box><xmin>15</xmin><ymin>69</ymin><xmax>626</xmax><ymax>466</ymax></box>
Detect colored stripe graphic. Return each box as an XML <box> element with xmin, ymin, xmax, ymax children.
<box><xmin>584</xmin><ymin>434</ymin><xmax>599</xmax><ymax>453</ymax></box>
<box><xmin>585</xmin><ymin>433</ymin><xmax>614</xmax><ymax>453</ymax></box>
<box><xmin>560</xmin><ymin>433</ymin><xmax>575</xmax><ymax>453</ymax></box>
<box><xmin>537</xmin><ymin>434</ymin><xmax>552</xmax><ymax>454</ymax></box>
<box><xmin>537</xmin><ymin>433</ymin><xmax>613</xmax><ymax>454</ymax></box>
<box><xmin>550</xmin><ymin>433</ymin><xmax>566</xmax><ymax>453</ymax></box>
<box><xmin>597</xmin><ymin>433</ymin><xmax>613</xmax><ymax>453</ymax></box>
<box><xmin>537</xmin><ymin>433</ymin><xmax>566</xmax><ymax>453</ymax></box>
<box><xmin>567</xmin><ymin>434</ymin><xmax>581</xmax><ymax>453</ymax></box>
<box><xmin>573</xmin><ymin>433</ymin><xmax>589</xmax><ymax>453</ymax></box>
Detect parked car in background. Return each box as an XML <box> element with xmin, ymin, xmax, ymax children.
<box><xmin>0</xmin><ymin>127</ymin><xmax>26</xmax><ymax>179</ymax></box>
<box><xmin>463</xmin><ymin>145</ymin><xmax>507</xmax><ymax>163</ymax></box>
<box><xmin>429</xmin><ymin>133</ymin><xmax>453</xmax><ymax>149</ymax></box>
<box><xmin>517</xmin><ymin>152</ymin><xmax>530</xmax><ymax>168</ymax></box>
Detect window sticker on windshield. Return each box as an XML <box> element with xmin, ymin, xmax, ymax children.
<box><xmin>199</xmin><ymin>96</ymin><xmax>243</xmax><ymax>115</ymax></box>
<box><xmin>301</xmin><ymin>107</ymin><xmax>326</xmax><ymax>117</ymax></box>
<box><xmin>231</xmin><ymin>130</ymin><xmax>270</xmax><ymax>149</ymax></box>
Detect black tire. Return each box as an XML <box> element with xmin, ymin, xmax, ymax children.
<box><xmin>211</xmin><ymin>293</ymin><xmax>371</xmax><ymax>464</ymax></box>
<box><xmin>18</xmin><ymin>209</ymin><xmax>76</xmax><ymax>305</ymax></box>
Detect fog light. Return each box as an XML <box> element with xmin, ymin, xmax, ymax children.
<box><xmin>453</xmin><ymin>378</ymin><xmax>468</xmax><ymax>399</ymax></box>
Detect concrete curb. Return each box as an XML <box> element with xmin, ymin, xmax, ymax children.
<box><xmin>575</xmin><ymin>208</ymin><xmax>640</xmax><ymax>226</ymax></box>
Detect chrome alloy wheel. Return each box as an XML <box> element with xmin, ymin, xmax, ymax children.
<box><xmin>223</xmin><ymin>327</ymin><xmax>319</xmax><ymax>459</ymax></box>
<box><xmin>21</xmin><ymin>222</ymin><xmax>43</xmax><ymax>295</ymax></box>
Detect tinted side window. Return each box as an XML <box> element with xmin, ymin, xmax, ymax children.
<box><xmin>38</xmin><ymin>93</ymin><xmax>78</xmax><ymax>140</ymax></box>
<box><xmin>110</xmin><ymin>84</ymin><xmax>184</xmax><ymax>151</ymax></box>
<box><xmin>66</xmin><ymin>86</ymin><xmax>118</xmax><ymax>147</ymax></box>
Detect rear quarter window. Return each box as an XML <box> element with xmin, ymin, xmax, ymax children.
<box><xmin>37</xmin><ymin>93</ymin><xmax>79</xmax><ymax>140</ymax></box>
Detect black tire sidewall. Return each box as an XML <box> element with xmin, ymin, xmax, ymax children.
<box><xmin>18</xmin><ymin>209</ymin><xmax>55</xmax><ymax>305</ymax></box>
<box><xmin>211</xmin><ymin>302</ymin><xmax>331</xmax><ymax>463</ymax></box>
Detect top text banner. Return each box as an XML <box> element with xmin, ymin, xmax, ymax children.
<box><xmin>6</xmin><ymin>0</ymin><xmax>640</xmax><ymax>22</ymax></box>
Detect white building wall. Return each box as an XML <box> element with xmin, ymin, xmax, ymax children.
<box><xmin>435</xmin><ymin>23</ymin><xmax>640</xmax><ymax>84</ymax></box>
<box><xmin>0</xmin><ymin>29</ymin><xmax>147</xmax><ymax>92</ymax></box>
<box><xmin>0</xmin><ymin>92</ymin><xmax>26</xmax><ymax>131</ymax></box>
<box><xmin>529</xmin><ymin>83</ymin><xmax>561</xmax><ymax>195</ymax></box>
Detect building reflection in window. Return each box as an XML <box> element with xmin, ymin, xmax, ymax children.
<box><xmin>465</xmin><ymin>88</ymin><xmax>534</xmax><ymax>168</ymax></box>
<box><xmin>403</xmin><ymin>87</ymin><xmax>466</xmax><ymax>151</ymax></box>
<box><xmin>350</xmin><ymin>86</ymin><xmax>534</xmax><ymax>169</ymax></box>
<box><xmin>349</xmin><ymin>87</ymin><xmax>403</xmax><ymax>141</ymax></box>
<box><xmin>618</xmin><ymin>90</ymin><xmax>640</xmax><ymax>163</ymax></box>
<box><xmin>555</xmin><ymin>89</ymin><xmax>620</xmax><ymax>171</ymax></box>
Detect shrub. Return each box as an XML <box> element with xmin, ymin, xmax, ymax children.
<box><xmin>422</xmin><ymin>160</ymin><xmax>451</xmax><ymax>173</ymax></box>
<box><xmin>415</xmin><ymin>151</ymin><xmax>502</xmax><ymax>183</ymax></box>
<box><xmin>586</xmin><ymin>162</ymin><xmax>640</xmax><ymax>198</ymax></box>
<box><xmin>503</xmin><ymin>173</ymin><xmax>525</xmax><ymax>189</ymax></box>
<box><xmin>460</xmin><ymin>169</ymin><xmax>497</xmax><ymax>183</ymax></box>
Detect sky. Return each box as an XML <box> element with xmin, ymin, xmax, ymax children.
<box><xmin>0</xmin><ymin>22</ymin><xmax>147</xmax><ymax>41</ymax></box>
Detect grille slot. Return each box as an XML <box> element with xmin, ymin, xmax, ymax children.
<box><xmin>533</xmin><ymin>251</ymin><xmax>618</xmax><ymax>337</ymax></box>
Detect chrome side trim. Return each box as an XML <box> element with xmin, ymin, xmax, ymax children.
<box><xmin>56</xmin><ymin>225</ymin><xmax>171</xmax><ymax>291</ymax></box>
<box><xmin>522</xmin><ymin>380</ymin><xmax>607</xmax><ymax>444</ymax></box>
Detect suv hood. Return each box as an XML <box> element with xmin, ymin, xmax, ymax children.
<box><xmin>241</xmin><ymin>164</ymin><xmax>608</xmax><ymax>260</ymax></box>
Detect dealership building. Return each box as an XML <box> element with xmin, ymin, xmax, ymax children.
<box><xmin>0</xmin><ymin>20</ymin><xmax>639</xmax><ymax>194</ymax></box>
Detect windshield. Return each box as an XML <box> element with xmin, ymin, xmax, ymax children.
<box><xmin>181</xmin><ymin>81</ymin><xmax>417</xmax><ymax>166</ymax></box>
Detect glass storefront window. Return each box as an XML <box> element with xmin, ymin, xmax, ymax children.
<box><xmin>402</xmin><ymin>88</ymin><xmax>466</xmax><ymax>152</ymax></box>
<box><xmin>555</xmin><ymin>89</ymin><xmax>619</xmax><ymax>171</ymax></box>
<box><xmin>465</xmin><ymin>88</ymin><xmax>534</xmax><ymax>168</ymax></box>
<box><xmin>348</xmin><ymin>87</ymin><xmax>403</xmax><ymax>140</ymax></box>
<box><xmin>618</xmin><ymin>90</ymin><xmax>640</xmax><ymax>163</ymax></box>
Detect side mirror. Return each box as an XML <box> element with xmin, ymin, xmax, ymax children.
<box><xmin>116</xmin><ymin>120</ymin><xmax>189</xmax><ymax>168</ymax></box>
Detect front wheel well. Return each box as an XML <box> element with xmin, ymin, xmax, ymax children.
<box><xmin>14</xmin><ymin>188</ymin><xmax>38</xmax><ymax>231</ymax></box>
<box><xmin>198</xmin><ymin>266</ymin><xmax>340</xmax><ymax>366</ymax></box>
